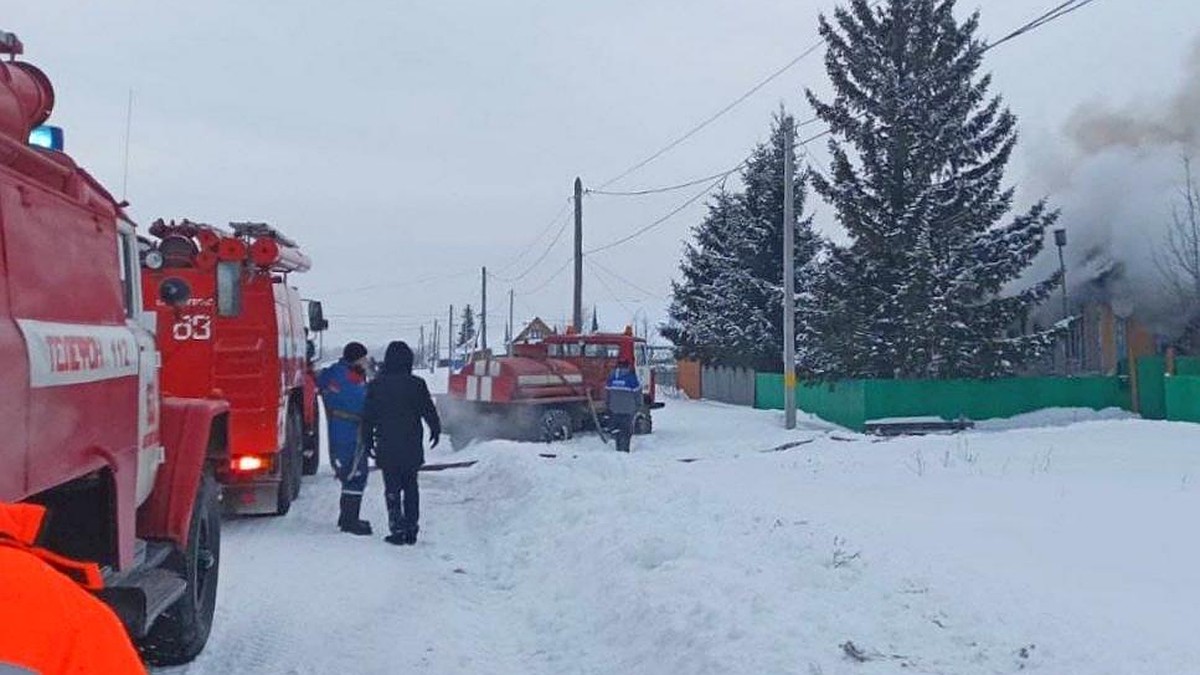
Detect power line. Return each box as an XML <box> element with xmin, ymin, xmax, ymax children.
<box><xmin>493</xmin><ymin>196</ymin><xmax>573</xmax><ymax>274</ymax></box>
<box><xmin>596</xmin><ymin>38</ymin><xmax>827</xmax><ymax>190</ymax></box>
<box><xmin>798</xmin><ymin>0</ymin><xmax>1104</xmax><ymax>150</ymax></box>
<box><xmin>585</xmin><ymin>169</ymin><xmax>735</xmax><ymax>255</ymax></box>
<box><xmin>586</xmin><ymin>258</ymin><xmax>636</xmax><ymax>318</ymax></box>
<box><xmin>986</xmin><ymin>0</ymin><xmax>1101</xmax><ymax>52</ymax></box>
<box><xmin>517</xmin><ymin>255</ymin><xmax>575</xmax><ymax>295</ymax></box>
<box><xmin>323</xmin><ymin>268</ymin><xmax>477</xmax><ymax>296</ymax></box>
<box><xmin>587</xmin><ymin>256</ymin><xmax>665</xmax><ymax>300</ymax></box>
<box><xmin>587</xmin><ymin>160</ymin><xmax>749</xmax><ymax>197</ymax></box>
<box><xmin>490</xmin><ymin>212</ymin><xmax>573</xmax><ymax>284</ymax></box>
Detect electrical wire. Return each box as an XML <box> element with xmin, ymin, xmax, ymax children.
<box><xmin>587</xmin><ymin>256</ymin><xmax>665</xmax><ymax>300</ymax></box>
<box><xmin>985</xmin><ymin>0</ymin><xmax>1101</xmax><ymax>52</ymax></box>
<box><xmin>493</xmin><ymin>196</ymin><xmax>573</xmax><ymax>275</ymax></box>
<box><xmin>595</xmin><ymin>38</ymin><xmax>827</xmax><ymax>191</ymax></box>
<box><xmin>587</xmin><ymin>159</ymin><xmax>750</xmax><ymax>197</ymax></box>
<box><xmin>322</xmin><ymin>267</ymin><xmax>478</xmax><ymax>296</ymax></box>
<box><xmin>517</xmin><ymin>255</ymin><xmax>575</xmax><ymax>295</ymax></box>
<box><xmin>798</xmin><ymin>0</ymin><xmax>1103</xmax><ymax>150</ymax></box>
<box><xmin>586</xmin><ymin>258</ymin><xmax>637</xmax><ymax>318</ymax></box>
<box><xmin>585</xmin><ymin>169</ymin><xmax>734</xmax><ymax>255</ymax></box>
<box><xmin>489</xmin><ymin>211</ymin><xmax>573</xmax><ymax>284</ymax></box>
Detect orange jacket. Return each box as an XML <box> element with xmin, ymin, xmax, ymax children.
<box><xmin>0</xmin><ymin>503</ymin><xmax>146</xmax><ymax>675</ymax></box>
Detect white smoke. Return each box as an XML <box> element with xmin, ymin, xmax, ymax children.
<box><xmin>1023</xmin><ymin>36</ymin><xmax>1200</xmax><ymax>335</ymax></box>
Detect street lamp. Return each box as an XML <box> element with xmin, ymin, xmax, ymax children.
<box><xmin>1054</xmin><ymin>228</ymin><xmax>1070</xmax><ymax>375</ymax></box>
<box><xmin>1054</xmin><ymin>228</ymin><xmax>1069</xmax><ymax>318</ymax></box>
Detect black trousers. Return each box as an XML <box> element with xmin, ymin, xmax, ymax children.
<box><xmin>382</xmin><ymin>467</ymin><xmax>420</xmax><ymax>534</ymax></box>
<box><xmin>610</xmin><ymin>414</ymin><xmax>633</xmax><ymax>453</ymax></box>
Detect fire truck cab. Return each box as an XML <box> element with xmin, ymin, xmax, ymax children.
<box><xmin>140</xmin><ymin>219</ymin><xmax>324</xmax><ymax>516</ymax></box>
<box><xmin>0</xmin><ymin>32</ymin><xmax>228</xmax><ymax>665</ymax></box>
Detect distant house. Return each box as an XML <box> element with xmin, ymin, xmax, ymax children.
<box><xmin>1027</xmin><ymin>252</ymin><xmax>1170</xmax><ymax>378</ymax></box>
<box><xmin>513</xmin><ymin>317</ymin><xmax>554</xmax><ymax>344</ymax></box>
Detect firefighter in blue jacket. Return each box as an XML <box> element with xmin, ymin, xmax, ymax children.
<box><xmin>317</xmin><ymin>342</ymin><xmax>373</xmax><ymax>535</ymax></box>
<box><xmin>605</xmin><ymin>359</ymin><xmax>642</xmax><ymax>453</ymax></box>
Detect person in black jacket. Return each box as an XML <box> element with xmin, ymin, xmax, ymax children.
<box><xmin>362</xmin><ymin>341</ymin><xmax>441</xmax><ymax>546</ymax></box>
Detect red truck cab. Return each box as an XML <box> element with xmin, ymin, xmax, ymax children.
<box><xmin>141</xmin><ymin>220</ymin><xmax>323</xmax><ymax>516</ymax></box>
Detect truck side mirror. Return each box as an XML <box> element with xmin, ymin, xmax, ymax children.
<box><xmin>158</xmin><ymin>277</ymin><xmax>191</xmax><ymax>307</ymax></box>
<box><xmin>308</xmin><ymin>300</ymin><xmax>329</xmax><ymax>332</ymax></box>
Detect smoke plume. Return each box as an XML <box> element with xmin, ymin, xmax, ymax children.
<box><xmin>1022</xmin><ymin>36</ymin><xmax>1200</xmax><ymax>336</ymax></box>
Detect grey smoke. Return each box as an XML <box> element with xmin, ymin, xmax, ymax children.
<box><xmin>1022</xmin><ymin>35</ymin><xmax>1200</xmax><ymax>336</ymax></box>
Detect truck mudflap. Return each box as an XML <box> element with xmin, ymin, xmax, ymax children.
<box><xmin>137</xmin><ymin>397</ymin><xmax>228</xmax><ymax>548</ymax></box>
<box><xmin>220</xmin><ymin>479</ymin><xmax>284</xmax><ymax>516</ymax></box>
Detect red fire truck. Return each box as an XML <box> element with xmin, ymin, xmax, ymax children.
<box><xmin>140</xmin><ymin>219</ymin><xmax>325</xmax><ymax>516</ymax></box>
<box><xmin>0</xmin><ymin>32</ymin><xmax>228</xmax><ymax>664</ymax></box>
<box><xmin>442</xmin><ymin>329</ymin><xmax>662</xmax><ymax>447</ymax></box>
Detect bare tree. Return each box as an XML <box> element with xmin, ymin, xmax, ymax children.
<box><xmin>1157</xmin><ymin>157</ymin><xmax>1200</xmax><ymax>299</ymax></box>
<box><xmin>1156</xmin><ymin>158</ymin><xmax>1200</xmax><ymax>340</ymax></box>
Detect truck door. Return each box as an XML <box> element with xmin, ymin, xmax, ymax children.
<box><xmin>119</xmin><ymin>223</ymin><xmax>163</xmax><ymax>506</ymax></box>
<box><xmin>635</xmin><ymin>343</ymin><xmax>652</xmax><ymax>398</ymax></box>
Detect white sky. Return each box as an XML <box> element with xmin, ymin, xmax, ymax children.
<box><xmin>9</xmin><ymin>1</ymin><xmax>1200</xmax><ymax>349</ymax></box>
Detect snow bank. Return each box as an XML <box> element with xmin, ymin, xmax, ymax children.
<box><xmin>972</xmin><ymin>406</ymin><xmax>1136</xmax><ymax>431</ymax></box>
<box><xmin>171</xmin><ymin>400</ymin><xmax>1200</xmax><ymax>675</ymax></box>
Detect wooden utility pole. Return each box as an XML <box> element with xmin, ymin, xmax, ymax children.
<box><xmin>448</xmin><ymin>305</ymin><xmax>454</xmax><ymax>365</ymax></box>
<box><xmin>508</xmin><ymin>289</ymin><xmax>515</xmax><ymax>351</ymax></box>
<box><xmin>419</xmin><ymin>325</ymin><xmax>425</xmax><ymax>368</ymax></box>
<box><xmin>432</xmin><ymin>320</ymin><xmax>439</xmax><ymax>372</ymax></box>
<box><xmin>782</xmin><ymin>117</ymin><xmax>797</xmax><ymax>430</ymax></box>
<box><xmin>573</xmin><ymin>177</ymin><xmax>583</xmax><ymax>332</ymax></box>
<box><xmin>481</xmin><ymin>266</ymin><xmax>488</xmax><ymax>351</ymax></box>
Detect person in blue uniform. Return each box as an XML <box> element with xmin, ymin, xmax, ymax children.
<box><xmin>605</xmin><ymin>359</ymin><xmax>642</xmax><ymax>453</ymax></box>
<box><xmin>317</xmin><ymin>341</ymin><xmax>373</xmax><ymax>535</ymax></box>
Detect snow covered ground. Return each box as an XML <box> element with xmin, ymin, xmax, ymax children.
<box><xmin>163</xmin><ymin>398</ymin><xmax>1200</xmax><ymax>674</ymax></box>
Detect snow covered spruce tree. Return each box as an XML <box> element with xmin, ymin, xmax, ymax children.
<box><xmin>664</xmin><ymin>112</ymin><xmax>821</xmax><ymax>371</ymax></box>
<box><xmin>805</xmin><ymin>0</ymin><xmax>1060</xmax><ymax>379</ymax></box>
<box><xmin>457</xmin><ymin>304</ymin><xmax>477</xmax><ymax>348</ymax></box>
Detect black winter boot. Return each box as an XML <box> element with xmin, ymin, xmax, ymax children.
<box><xmin>339</xmin><ymin>495</ymin><xmax>373</xmax><ymax>536</ymax></box>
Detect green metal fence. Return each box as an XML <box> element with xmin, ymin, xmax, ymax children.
<box><xmin>756</xmin><ymin>373</ymin><xmax>1131</xmax><ymax>431</ymax></box>
<box><xmin>1137</xmin><ymin>356</ymin><xmax>1167</xmax><ymax>420</ymax></box>
<box><xmin>1165</xmin><ymin>375</ymin><xmax>1200</xmax><ymax>423</ymax></box>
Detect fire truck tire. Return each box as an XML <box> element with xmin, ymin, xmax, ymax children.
<box><xmin>634</xmin><ymin>412</ymin><xmax>653</xmax><ymax>435</ymax></box>
<box><xmin>288</xmin><ymin>405</ymin><xmax>303</xmax><ymax>500</ymax></box>
<box><xmin>142</xmin><ymin>470</ymin><xmax>221</xmax><ymax>666</ymax></box>
<box><xmin>539</xmin><ymin>408</ymin><xmax>573</xmax><ymax>443</ymax></box>
<box><xmin>276</xmin><ymin>407</ymin><xmax>303</xmax><ymax>514</ymax></box>
<box><xmin>301</xmin><ymin>403</ymin><xmax>320</xmax><ymax>476</ymax></box>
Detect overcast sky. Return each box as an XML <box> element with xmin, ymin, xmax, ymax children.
<box><xmin>10</xmin><ymin>1</ymin><xmax>1200</xmax><ymax>350</ymax></box>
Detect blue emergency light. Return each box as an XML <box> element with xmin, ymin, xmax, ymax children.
<box><xmin>28</xmin><ymin>125</ymin><xmax>64</xmax><ymax>151</ymax></box>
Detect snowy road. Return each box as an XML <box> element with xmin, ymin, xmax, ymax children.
<box><xmin>163</xmin><ymin>399</ymin><xmax>1200</xmax><ymax>674</ymax></box>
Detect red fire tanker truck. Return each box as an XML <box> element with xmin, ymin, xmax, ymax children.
<box><xmin>0</xmin><ymin>31</ymin><xmax>228</xmax><ymax>665</ymax></box>
<box><xmin>140</xmin><ymin>219</ymin><xmax>325</xmax><ymax>516</ymax></box>
<box><xmin>442</xmin><ymin>329</ymin><xmax>662</xmax><ymax>447</ymax></box>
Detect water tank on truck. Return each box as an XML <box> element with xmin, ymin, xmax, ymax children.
<box><xmin>441</xmin><ymin>329</ymin><xmax>663</xmax><ymax>448</ymax></box>
<box><xmin>0</xmin><ymin>30</ymin><xmax>230</xmax><ymax>666</ymax></box>
<box><xmin>140</xmin><ymin>219</ymin><xmax>327</xmax><ymax>516</ymax></box>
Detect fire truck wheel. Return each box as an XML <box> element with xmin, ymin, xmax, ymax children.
<box><xmin>142</xmin><ymin>470</ymin><xmax>221</xmax><ymax>666</ymax></box>
<box><xmin>301</xmin><ymin>403</ymin><xmax>321</xmax><ymax>476</ymax></box>
<box><xmin>287</xmin><ymin>406</ymin><xmax>304</xmax><ymax>500</ymax></box>
<box><xmin>539</xmin><ymin>408</ymin><xmax>573</xmax><ymax>443</ymax></box>
<box><xmin>275</xmin><ymin>407</ymin><xmax>303</xmax><ymax>514</ymax></box>
<box><xmin>633</xmin><ymin>412</ymin><xmax>653</xmax><ymax>435</ymax></box>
